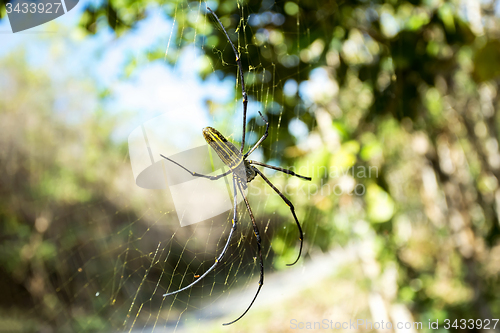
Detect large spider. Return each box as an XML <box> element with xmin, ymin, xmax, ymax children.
<box><xmin>161</xmin><ymin>7</ymin><xmax>311</xmax><ymax>325</ymax></box>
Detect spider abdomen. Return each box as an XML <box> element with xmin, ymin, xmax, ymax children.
<box><xmin>203</xmin><ymin>127</ymin><xmax>246</xmax><ymax>180</ymax></box>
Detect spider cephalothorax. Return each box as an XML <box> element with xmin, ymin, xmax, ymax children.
<box><xmin>244</xmin><ymin>160</ymin><xmax>258</xmax><ymax>183</ymax></box>
<box><xmin>160</xmin><ymin>7</ymin><xmax>311</xmax><ymax>326</ymax></box>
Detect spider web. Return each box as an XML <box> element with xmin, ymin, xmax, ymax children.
<box><xmin>5</xmin><ymin>1</ymin><xmax>497</xmax><ymax>332</ymax></box>
<box><xmin>32</xmin><ymin>2</ymin><xmax>318</xmax><ymax>332</ymax></box>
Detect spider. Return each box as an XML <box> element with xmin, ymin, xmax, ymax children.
<box><xmin>161</xmin><ymin>7</ymin><xmax>312</xmax><ymax>325</ymax></box>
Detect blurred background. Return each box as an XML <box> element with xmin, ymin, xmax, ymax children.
<box><xmin>1</xmin><ymin>0</ymin><xmax>500</xmax><ymax>332</ymax></box>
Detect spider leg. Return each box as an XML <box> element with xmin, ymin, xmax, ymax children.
<box><xmin>249</xmin><ymin>160</ymin><xmax>312</xmax><ymax>181</ymax></box>
<box><xmin>163</xmin><ymin>176</ymin><xmax>239</xmax><ymax>297</ymax></box>
<box><xmin>207</xmin><ymin>7</ymin><xmax>248</xmax><ymax>154</ymax></box>
<box><xmin>244</xmin><ymin>111</ymin><xmax>269</xmax><ymax>158</ymax></box>
<box><xmin>253</xmin><ymin>168</ymin><xmax>304</xmax><ymax>266</ymax></box>
<box><xmin>223</xmin><ymin>180</ymin><xmax>264</xmax><ymax>326</ymax></box>
<box><xmin>160</xmin><ymin>154</ymin><xmax>232</xmax><ymax>180</ymax></box>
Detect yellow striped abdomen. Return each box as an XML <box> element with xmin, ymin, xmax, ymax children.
<box><xmin>203</xmin><ymin>127</ymin><xmax>245</xmax><ymax>179</ymax></box>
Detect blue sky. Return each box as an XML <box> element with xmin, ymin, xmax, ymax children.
<box><xmin>0</xmin><ymin>1</ymin><xmax>237</xmax><ymax>146</ymax></box>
